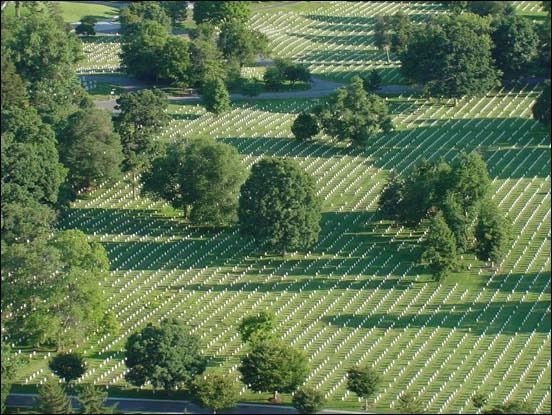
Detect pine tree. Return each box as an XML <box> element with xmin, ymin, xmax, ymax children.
<box><xmin>202</xmin><ymin>77</ymin><xmax>231</xmax><ymax>114</ymax></box>
<box><xmin>36</xmin><ymin>377</ymin><xmax>73</xmax><ymax>414</ymax></box>
<box><xmin>421</xmin><ymin>212</ymin><xmax>458</xmax><ymax>281</ymax></box>
<box><xmin>76</xmin><ymin>384</ymin><xmax>115</xmax><ymax>414</ymax></box>
<box><xmin>475</xmin><ymin>199</ymin><xmax>511</xmax><ymax>266</ymax></box>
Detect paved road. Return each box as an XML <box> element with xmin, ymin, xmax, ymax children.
<box><xmin>7</xmin><ymin>393</ymin><xmax>369</xmax><ymax>414</ymax></box>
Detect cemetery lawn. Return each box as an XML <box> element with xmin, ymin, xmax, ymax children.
<box><xmin>55</xmin><ymin>1</ymin><xmax>120</xmax><ymax>23</ymax></box>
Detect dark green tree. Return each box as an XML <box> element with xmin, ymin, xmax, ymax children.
<box><xmin>439</xmin><ymin>191</ymin><xmax>472</xmax><ymax>253</ymax></box>
<box><xmin>239</xmin><ymin>158</ymin><xmax>322</xmax><ymax>254</ymax></box>
<box><xmin>389</xmin><ymin>12</ymin><xmax>412</xmax><ymax>54</ymax></box>
<box><xmin>124</xmin><ymin>319</ymin><xmax>207</xmax><ymax>392</ymax></box>
<box><xmin>49</xmin><ymin>353</ymin><xmax>86</xmax><ymax>383</ymax></box>
<box><xmin>202</xmin><ymin>77</ymin><xmax>231</xmax><ymax>114</ymax></box>
<box><xmin>239</xmin><ymin>339</ymin><xmax>309</xmax><ymax>401</ymax></box>
<box><xmin>449</xmin><ymin>152</ymin><xmax>492</xmax><ymax>217</ymax></box>
<box><xmin>396</xmin><ymin>391</ymin><xmax>424</xmax><ymax>414</ymax></box>
<box><xmin>193</xmin><ymin>1</ymin><xmax>251</xmax><ymax>26</ymax></box>
<box><xmin>263</xmin><ymin>66</ymin><xmax>286</xmax><ymax>90</ymax></box>
<box><xmin>119</xmin><ymin>1</ymin><xmax>171</xmax><ymax>34</ymax></box>
<box><xmin>36</xmin><ymin>377</ymin><xmax>73</xmax><ymax>414</ymax></box>
<box><xmin>471</xmin><ymin>392</ymin><xmax>488</xmax><ymax>410</ymax></box>
<box><xmin>59</xmin><ymin>109</ymin><xmax>123</xmax><ymax>194</ymax></box>
<box><xmin>160</xmin><ymin>1</ymin><xmax>188</xmax><ymax>25</ymax></box>
<box><xmin>362</xmin><ymin>69</ymin><xmax>382</xmax><ymax>93</ymax></box>
<box><xmin>475</xmin><ymin>199</ymin><xmax>511</xmax><ymax>265</ymax></box>
<box><xmin>158</xmin><ymin>36</ymin><xmax>191</xmax><ymax>87</ymax></box>
<box><xmin>491</xmin><ymin>15</ymin><xmax>539</xmax><ymax>80</ymax></box>
<box><xmin>141</xmin><ymin>138</ymin><xmax>247</xmax><ymax>226</ymax></box>
<box><xmin>421</xmin><ymin>212</ymin><xmax>458</xmax><ymax>281</ymax></box>
<box><xmin>189</xmin><ymin>38</ymin><xmax>226</xmax><ymax>87</ymax></box>
<box><xmin>378</xmin><ymin>172</ymin><xmax>405</xmax><ymax>222</ymax></box>
<box><xmin>468</xmin><ymin>1</ymin><xmax>514</xmax><ymax>16</ymax></box>
<box><xmin>75</xmin><ymin>16</ymin><xmax>97</xmax><ymax>36</ymax></box>
<box><xmin>532</xmin><ymin>80</ymin><xmax>551</xmax><ymax>126</ymax></box>
<box><xmin>218</xmin><ymin>20</ymin><xmax>270</xmax><ymax>67</ymax></box>
<box><xmin>75</xmin><ymin>384</ymin><xmax>116</xmax><ymax>414</ymax></box>
<box><xmin>238</xmin><ymin>311</ymin><xmax>276</xmax><ymax>343</ymax></box>
<box><xmin>0</xmin><ymin>54</ymin><xmax>28</xmax><ymax>111</ymax></box>
<box><xmin>1</xmin><ymin>342</ymin><xmax>19</xmax><ymax>415</ymax></box>
<box><xmin>374</xmin><ymin>15</ymin><xmax>392</xmax><ymax>62</ymax></box>
<box><xmin>291</xmin><ymin>112</ymin><xmax>320</xmax><ymax>140</ymax></box>
<box><xmin>481</xmin><ymin>400</ymin><xmax>532</xmax><ymax>414</ymax></box>
<box><xmin>401</xmin><ymin>14</ymin><xmax>501</xmax><ymax>99</ymax></box>
<box><xmin>192</xmin><ymin>371</ymin><xmax>240</xmax><ymax>414</ymax></box>
<box><xmin>318</xmin><ymin>76</ymin><xmax>393</xmax><ymax>146</ymax></box>
<box><xmin>346</xmin><ymin>365</ymin><xmax>381</xmax><ymax>411</ymax></box>
<box><xmin>292</xmin><ymin>386</ymin><xmax>326</xmax><ymax>414</ymax></box>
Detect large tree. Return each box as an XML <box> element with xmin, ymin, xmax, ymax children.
<box><xmin>475</xmin><ymin>199</ymin><xmax>512</xmax><ymax>265</ymax></box>
<box><xmin>239</xmin><ymin>158</ymin><xmax>322</xmax><ymax>254</ymax></box>
<box><xmin>292</xmin><ymin>387</ymin><xmax>326</xmax><ymax>414</ymax></box>
<box><xmin>158</xmin><ymin>36</ymin><xmax>191</xmax><ymax>87</ymax></box>
<box><xmin>291</xmin><ymin>112</ymin><xmax>320</xmax><ymax>140</ymax></box>
<box><xmin>59</xmin><ymin>109</ymin><xmax>123</xmax><ymax>194</ymax></box>
<box><xmin>317</xmin><ymin>76</ymin><xmax>393</xmax><ymax>145</ymax></box>
<box><xmin>49</xmin><ymin>353</ymin><xmax>86</xmax><ymax>384</ymax></box>
<box><xmin>193</xmin><ymin>1</ymin><xmax>251</xmax><ymax>26</ymax></box>
<box><xmin>400</xmin><ymin>13</ymin><xmax>501</xmax><ymax>99</ymax></box>
<box><xmin>124</xmin><ymin>319</ymin><xmax>207</xmax><ymax>392</ymax></box>
<box><xmin>142</xmin><ymin>138</ymin><xmax>246</xmax><ymax>226</ymax></box>
<box><xmin>202</xmin><ymin>77</ymin><xmax>231</xmax><ymax>114</ymax></box>
<box><xmin>378</xmin><ymin>172</ymin><xmax>405</xmax><ymax>222</ymax></box>
<box><xmin>218</xmin><ymin>20</ymin><xmax>270</xmax><ymax>67</ymax></box>
<box><xmin>421</xmin><ymin>212</ymin><xmax>458</xmax><ymax>281</ymax></box>
<box><xmin>192</xmin><ymin>371</ymin><xmax>240</xmax><ymax>414</ymax></box>
<box><xmin>36</xmin><ymin>377</ymin><xmax>73</xmax><ymax>414</ymax></box>
<box><xmin>75</xmin><ymin>384</ymin><xmax>116</xmax><ymax>414</ymax></box>
<box><xmin>119</xmin><ymin>1</ymin><xmax>171</xmax><ymax>34</ymax></box>
<box><xmin>491</xmin><ymin>15</ymin><xmax>539</xmax><ymax>80</ymax></box>
<box><xmin>532</xmin><ymin>80</ymin><xmax>551</xmax><ymax>126</ymax></box>
<box><xmin>160</xmin><ymin>1</ymin><xmax>188</xmax><ymax>25</ymax></box>
<box><xmin>238</xmin><ymin>311</ymin><xmax>276</xmax><ymax>343</ymax></box>
<box><xmin>189</xmin><ymin>38</ymin><xmax>227</xmax><ymax>87</ymax></box>
<box><xmin>346</xmin><ymin>365</ymin><xmax>381</xmax><ymax>411</ymax></box>
<box><xmin>0</xmin><ymin>54</ymin><xmax>27</xmax><ymax>111</ymax></box>
<box><xmin>1</xmin><ymin>342</ymin><xmax>19</xmax><ymax>415</ymax></box>
<box><xmin>239</xmin><ymin>339</ymin><xmax>309</xmax><ymax>401</ymax></box>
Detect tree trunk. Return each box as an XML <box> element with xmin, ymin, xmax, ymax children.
<box><xmin>385</xmin><ymin>46</ymin><xmax>390</xmax><ymax>63</ymax></box>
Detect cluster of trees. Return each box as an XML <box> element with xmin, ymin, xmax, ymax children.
<box><xmin>291</xmin><ymin>76</ymin><xmax>393</xmax><ymax>145</ymax></box>
<box><xmin>119</xmin><ymin>1</ymin><xmax>269</xmax><ymax>113</ymax></box>
<box><xmin>379</xmin><ymin>153</ymin><xmax>511</xmax><ymax>280</ymax></box>
<box><xmin>374</xmin><ymin>2</ymin><xmax>550</xmax><ymax>101</ymax></box>
<box><xmin>263</xmin><ymin>58</ymin><xmax>311</xmax><ymax>90</ymax></box>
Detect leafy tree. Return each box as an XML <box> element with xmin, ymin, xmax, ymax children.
<box><xmin>238</xmin><ymin>311</ymin><xmax>275</xmax><ymax>343</ymax></box>
<box><xmin>379</xmin><ymin>172</ymin><xmax>405</xmax><ymax>222</ymax></box>
<box><xmin>396</xmin><ymin>391</ymin><xmax>424</xmax><ymax>414</ymax></box>
<box><xmin>75</xmin><ymin>384</ymin><xmax>116</xmax><ymax>414</ymax></box>
<box><xmin>75</xmin><ymin>16</ymin><xmax>96</xmax><ymax>36</ymax></box>
<box><xmin>471</xmin><ymin>392</ymin><xmax>488</xmax><ymax>409</ymax></box>
<box><xmin>389</xmin><ymin>12</ymin><xmax>412</xmax><ymax>54</ymax></box>
<box><xmin>421</xmin><ymin>212</ymin><xmax>458</xmax><ymax>281</ymax></box>
<box><xmin>346</xmin><ymin>365</ymin><xmax>381</xmax><ymax>411</ymax></box>
<box><xmin>468</xmin><ymin>1</ymin><xmax>514</xmax><ymax>16</ymax></box>
<box><xmin>291</xmin><ymin>112</ymin><xmax>320</xmax><ymax>140</ymax></box>
<box><xmin>115</xmin><ymin>89</ymin><xmax>169</xmax><ymax>196</ymax></box>
<box><xmin>202</xmin><ymin>77</ymin><xmax>231</xmax><ymax>114</ymax></box>
<box><xmin>141</xmin><ymin>138</ymin><xmax>247</xmax><ymax>226</ymax></box>
<box><xmin>239</xmin><ymin>158</ymin><xmax>322</xmax><ymax>254</ymax></box>
<box><xmin>120</xmin><ymin>20</ymin><xmax>168</xmax><ymax>82</ymax></box>
<box><xmin>193</xmin><ymin>1</ymin><xmax>251</xmax><ymax>26</ymax></box>
<box><xmin>0</xmin><ymin>54</ymin><xmax>28</xmax><ymax>111</ymax></box>
<box><xmin>124</xmin><ymin>319</ymin><xmax>207</xmax><ymax>392</ymax></box>
<box><xmin>119</xmin><ymin>1</ymin><xmax>171</xmax><ymax>34</ymax></box>
<box><xmin>239</xmin><ymin>339</ymin><xmax>309</xmax><ymax>401</ymax></box>
<box><xmin>440</xmin><ymin>1</ymin><xmax>469</xmax><ymax>13</ymax></box>
<box><xmin>263</xmin><ymin>66</ymin><xmax>286</xmax><ymax>90</ymax></box>
<box><xmin>59</xmin><ymin>109</ymin><xmax>123</xmax><ymax>194</ymax></box>
<box><xmin>292</xmin><ymin>386</ymin><xmax>326</xmax><ymax>414</ymax></box>
<box><xmin>317</xmin><ymin>76</ymin><xmax>393</xmax><ymax>146</ymax></box>
<box><xmin>189</xmin><ymin>38</ymin><xmax>226</xmax><ymax>87</ymax></box>
<box><xmin>191</xmin><ymin>22</ymin><xmax>219</xmax><ymax>42</ymax></box>
<box><xmin>374</xmin><ymin>15</ymin><xmax>392</xmax><ymax>62</ymax></box>
<box><xmin>439</xmin><ymin>191</ymin><xmax>472</xmax><ymax>253</ymax></box>
<box><xmin>449</xmin><ymin>152</ymin><xmax>491</xmax><ymax>217</ymax></box>
<box><xmin>475</xmin><ymin>199</ymin><xmax>511</xmax><ymax>265</ymax></box>
<box><xmin>1</xmin><ymin>342</ymin><xmax>19</xmax><ymax>415</ymax></box>
<box><xmin>219</xmin><ymin>20</ymin><xmax>270</xmax><ymax>67</ymax></box>
<box><xmin>362</xmin><ymin>69</ymin><xmax>382</xmax><ymax>93</ymax></box>
<box><xmin>491</xmin><ymin>15</ymin><xmax>539</xmax><ymax>80</ymax></box>
<box><xmin>192</xmin><ymin>371</ymin><xmax>240</xmax><ymax>414</ymax></box>
<box><xmin>36</xmin><ymin>377</ymin><xmax>73</xmax><ymax>414</ymax></box>
<box><xmin>481</xmin><ymin>400</ymin><xmax>532</xmax><ymax>414</ymax></box>
<box><xmin>160</xmin><ymin>1</ymin><xmax>188</xmax><ymax>25</ymax></box>
<box><xmin>532</xmin><ymin>80</ymin><xmax>551</xmax><ymax>126</ymax></box>
<box><xmin>401</xmin><ymin>14</ymin><xmax>501</xmax><ymax>99</ymax></box>
<box><xmin>158</xmin><ymin>36</ymin><xmax>191</xmax><ymax>87</ymax></box>
<box><xmin>100</xmin><ymin>311</ymin><xmax>120</xmax><ymax>337</ymax></box>
<box><xmin>49</xmin><ymin>353</ymin><xmax>86</xmax><ymax>383</ymax></box>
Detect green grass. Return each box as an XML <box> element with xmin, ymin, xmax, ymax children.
<box><xmin>251</xmin><ymin>1</ymin><xmax>331</xmax><ymax>14</ymax></box>
<box><xmin>86</xmin><ymin>82</ymin><xmax>123</xmax><ymax>100</ymax></box>
<box><xmin>55</xmin><ymin>1</ymin><xmax>120</xmax><ymax>23</ymax></box>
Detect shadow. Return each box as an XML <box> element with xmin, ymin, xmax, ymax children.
<box><xmin>322</xmin><ymin>300</ymin><xmax>551</xmax><ymax>335</ymax></box>
<box><xmin>168</xmin><ymin>112</ymin><xmax>202</xmax><ymax>121</ymax></box>
<box><xmin>305</xmin><ymin>14</ymin><xmax>376</xmax><ymax>26</ymax></box>
<box><xmin>289</xmin><ymin>32</ymin><xmax>373</xmax><ymax>47</ymax></box>
<box><xmin>484</xmin><ymin>272</ymin><xmax>552</xmax><ymax>294</ymax></box>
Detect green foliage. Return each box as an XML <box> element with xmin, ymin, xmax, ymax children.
<box><xmin>0</xmin><ymin>54</ymin><xmax>28</xmax><ymax>111</ymax></box>
<box><xmin>401</xmin><ymin>13</ymin><xmax>501</xmax><ymax>98</ymax></box>
<box><xmin>1</xmin><ymin>342</ymin><xmax>19</xmax><ymax>415</ymax></box>
<box><xmin>239</xmin><ymin>339</ymin><xmax>309</xmax><ymax>395</ymax></box>
<box><xmin>193</xmin><ymin>1</ymin><xmax>251</xmax><ymax>26</ymax></box>
<box><xmin>468</xmin><ymin>1</ymin><xmax>514</xmax><ymax>16</ymax></box>
<box><xmin>396</xmin><ymin>391</ymin><xmax>424</xmax><ymax>413</ymax></box>
<box><xmin>75</xmin><ymin>384</ymin><xmax>116</xmax><ymax>414</ymax></box>
<box><xmin>481</xmin><ymin>400</ymin><xmax>532</xmax><ymax>414</ymax></box>
<box><xmin>49</xmin><ymin>353</ymin><xmax>86</xmax><ymax>383</ymax></box>
<box><xmin>219</xmin><ymin>20</ymin><xmax>270</xmax><ymax>67</ymax></box>
<box><xmin>119</xmin><ymin>1</ymin><xmax>171</xmax><ymax>34</ymax></box>
<box><xmin>239</xmin><ymin>158</ymin><xmax>322</xmax><ymax>253</ymax></box>
<box><xmin>264</xmin><ymin>59</ymin><xmax>311</xmax><ymax>89</ymax></box>
<box><xmin>202</xmin><ymin>77</ymin><xmax>231</xmax><ymax>114</ymax></box>
<box><xmin>158</xmin><ymin>36</ymin><xmax>191</xmax><ymax>87</ymax></box>
<box><xmin>491</xmin><ymin>15</ymin><xmax>539</xmax><ymax>79</ymax></box>
<box><xmin>374</xmin><ymin>12</ymin><xmax>411</xmax><ymax>61</ymax></box>
<box><xmin>36</xmin><ymin>377</ymin><xmax>73</xmax><ymax>414</ymax></box>
<box><xmin>115</xmin><ymin>89</ymin><xmax>169</xmax><ymax>172</ymax></box>
<box><xmin>59</xmin><ymin>109</ymin><xmax>123</xmax><ymax>193</ymax></box>
<box><xmin>532</xmin><ymin>80</ymin><xmax>551</xmax><ymax>126</ymax></box>
<box><xmin>124</xmin><ymin>319</ymin><xmax>207</xmax><ymax>392</ymax></box>
<box><xmin>238</xmin><ymin>311</ymin><xmax>276</xmax><ymax>343</ymax></box>
<box><xmin>160</xmin><ymin>1</ymin><xmax>188</xmax><ymax>24</ymax></box>
<box><xmin>471</xmin><ymin>392</ymin><xmax>488</xmax><ymax>409</ymax></box>
<box><xmin>141</xmin><ymin>138</ymin><xmax>247</xmax><ymax>226</ymax></box>
<box><xmin>475</xmin><ymin>199</ymin><xmax>512</xmax><ymax>264</ymax></box>
<box><xmin>263</xmin><ymin>66</ymin><xmax>286</xmax><ymax>90</ymax></box>
<box><xmin>362</xmin><ymin>69</ymin><xmax>382</xmax><ymax>93</ymax></box>
<box><xmin>100</xmin><ymin>311</ymin><xmax>120</xmax><ymax>337</ymax></box>
<box><xmin>378</xmin><ymin>172</ymin><xmax>405</xmax><ymax>221</ymax></box>
<box><xmin>189</xmin><ymin>38</ymin><xmax>226</xmax><ymax>87</ymax></box>
<box><xmin>421</xmin><ymin>212</ymin><xmax>458</xmax><ymax>281</ymax></box>
<box><xmin>346</xmin><ymin>365</ymin><xmax>381</xmax><ymax>411</ymax></box>
<box><xmin>291</xmin><ymin>112</ymin><xmax>320</xmax><ymax>140</ymax></box>
<box><xmin>292</xmin><ymin>386</ymin><xmax>326</xmax><ymax>414</ymax></box>
<box><xmin>192</xmin><ymin>371</ymin><xmax>240</xmax><ymax>413</ymax></box>
<box><xmin>449</xmin><ymin>152</ymin><xmax>492</xmax><ymax>216</ymax></box>
<box><xmin>75</xmin><ymin>21</ymin><xmax>96</xmax><ymax>36</ymax></box>
<box><xmin>317</xmin><ymin>76</ymin><xmax>393</xmax><ymax>145</ymax></box>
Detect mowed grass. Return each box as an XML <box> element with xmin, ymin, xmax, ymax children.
<box><xmin>55</xmin><ymin>1</ymin><xmax>120</xmax><ymax>23</ymax></box>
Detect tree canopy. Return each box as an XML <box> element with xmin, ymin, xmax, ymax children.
<box><xmin>475</xmin><ymin>199</ymin><xmax>512</xmax><ymax>264</ymax></box>
<box><xmin>239</xmin><ymin>158</ymin><xmax>322</xmax><ymax>253</ymax></box>
<box><xmin>238</xmin><ymin>311</ymin><xmax>276</xmax><ymax>343</ymax></box>
<box><xmin>49</xmin><ymin>353</ymin><xmax>87</xmax><ymax>383</ymax></box>
<box><xmin>202</xmin><ymin>77</ymin><xmax>231</xmax><ymax>114</ymax></box>
<box><xmin>291</xmin><ymin>111</ymin><xmax>320</xmax><ymax>140</ymax></box>
<box><xmin>396</xmin><ymin>391</ymin><xmax>424</xmax><ymax>414</ymax></box>
<box><xmin>1</xmin><ymin>342</ymin><xmax>19</xmax><ymax>414</ymax></box>
<box><xmin>532</xmin><ymin>81</ymin><xmax>551</xmax><ymax>126</ymax></box>
<box><xmin>75</xmin><ymin>384</ymin><xmax>116</xmax><ymax>414</ymax></box>
<box><xmin>292</xmin><ymin>387</ymin><xmax>326</xmax><ymax>414</ymax></box>
<box><xmin>422</xmin><ymin>211</ymin><xmax>458</xmax><ymax>280</ymax></box>
<box><xmin>192</xmin><ymin>371</ymin><xmax>240</xmax><ymax>413</ymax></box>
<box><xmin>124</xmin><ymin>319</ymin><xmax>207</xmax><ymax>391</ymax></box>
<box><xmin>346</xmin><ymin>365</ymin><xmax>381</xmax><ymax>411</ymax></box>
<box><xmin>193</xmin><ymin>1</ymin><xmax>251</xmax><ymax>26</ymax></box>
<box><xmin>36</xmin><ymin>377</ymin><xmax>73</xmax><ymax>414</ymax></box>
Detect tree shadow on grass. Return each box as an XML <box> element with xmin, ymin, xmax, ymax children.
<box><xmin>322</xmin><ymin>300</ymin><xmax>551</xmax><ymax>335</ymax></box>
